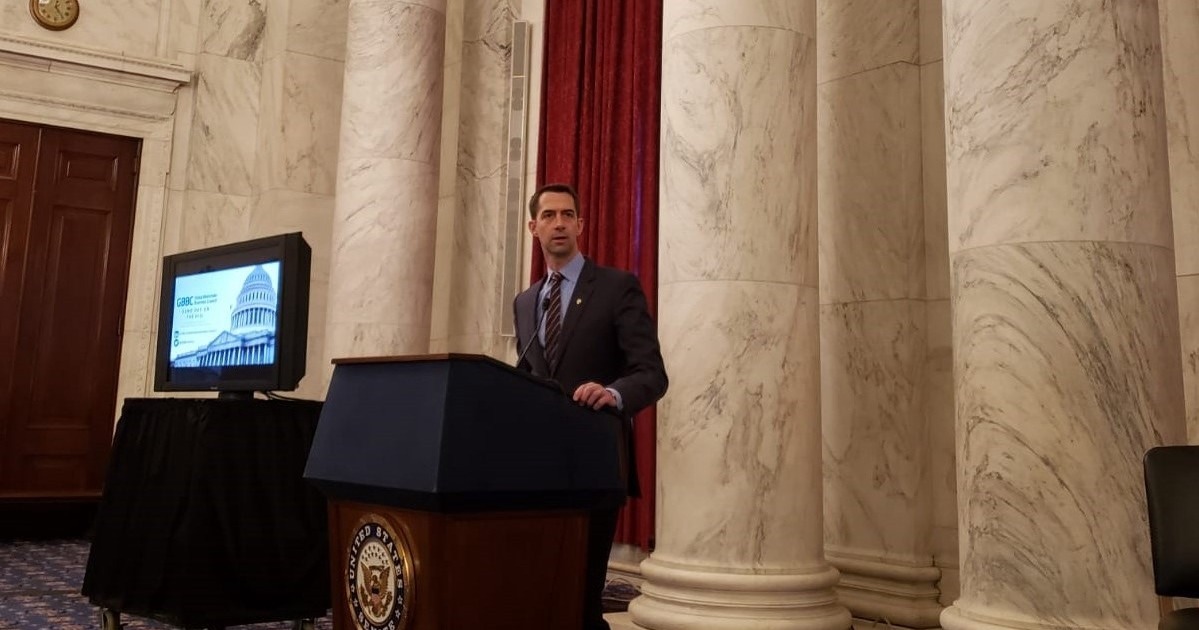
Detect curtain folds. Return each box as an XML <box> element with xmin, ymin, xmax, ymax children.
<box><xmin>535</xmin><ymin>0</ymin><xmax>662</xmax><ymax>550</ymax></box>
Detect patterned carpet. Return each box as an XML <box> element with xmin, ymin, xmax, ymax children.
<box><xmin>0</xmin><ymin>540</ymin><xmax>331</xmax><ymax>630</ymax></box>
<box><xmin>0</xmin><ymin>539</ymin><xmax>638</xmax><ymax>629</ymax></box>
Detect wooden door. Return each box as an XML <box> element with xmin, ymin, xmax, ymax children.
<box><xmin>0</xmin><ymin>120</ymin><xmax>139</xmax><ymax>499</ymax></box>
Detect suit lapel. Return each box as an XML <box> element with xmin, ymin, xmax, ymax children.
<box><xmin>554</xmin><ymin>258</ymin><xmax>596</xmax><ymax>370</ymax></box>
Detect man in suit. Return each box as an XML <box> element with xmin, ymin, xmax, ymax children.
<box><xmin>513</xmin><ymin>182</ymin><xmax>668</xmax><ymax>630</ymax></box>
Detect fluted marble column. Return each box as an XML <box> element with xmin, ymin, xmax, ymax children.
<box><xmin>629</xmin><ymin>2</ymin><xmax>849</xmax><ymax>629</ymax></box>
<box><xmin>942</xmin><ymin>2</ymin><xmax>1185</xmax><ymax>629</ymax></box>
<box><xmin>325</xmin><ymin>0</ymin><xmax>446</xmax><ymax>360</ymax></box>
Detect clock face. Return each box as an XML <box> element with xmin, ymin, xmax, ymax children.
<box><xmin>29</xmin><ymin>0</ymin><xmax>80</xmax><ymax>30</ymax></box>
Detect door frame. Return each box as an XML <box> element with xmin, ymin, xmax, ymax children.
<box><xmin>0</xmin><ymin>33</ymin><xmax>192</xmax><ymax>429</ymax></box>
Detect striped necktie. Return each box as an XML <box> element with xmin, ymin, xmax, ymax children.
<box><xmin>543</xmin><ymin>272</ymin><xmax>564</xmax><ymax>370</ymax></box>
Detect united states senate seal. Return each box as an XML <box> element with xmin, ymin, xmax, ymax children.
<box><xmin>347</xmin><ymin>516</ymin><xmax>413</xmax><ymax>630</ymax></box>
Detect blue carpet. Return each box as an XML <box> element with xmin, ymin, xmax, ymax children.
<box><xmin>0</xmin><ymin>540</ymin><xmax>331</xmax><ymax>629</ymax></box>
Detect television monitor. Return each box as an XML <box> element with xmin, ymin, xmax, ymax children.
<box><xmin>153</xmin><ymin>232</ymin><xmax>311</xmax><ymax>397</ymax></box>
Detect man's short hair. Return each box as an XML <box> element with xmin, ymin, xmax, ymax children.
<box><xmin>528</xmin><ymin>183</ymin><xmax>580</xmax><ymax>219</ymax></box>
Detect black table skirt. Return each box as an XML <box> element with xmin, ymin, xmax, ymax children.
<box><xmin>81</xmin><ymin>398</ymin><xmax>330</xmax><ymax>628</ymax></box>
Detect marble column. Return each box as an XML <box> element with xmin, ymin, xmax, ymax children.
<box><xmin>1160</xmin><ymin>0</ymin><xmax>1199</xmax><ymax>444</ymax></box>
<box><xmin>941</xmin><ymin>2</ymin><xmax>1185</xmax><ymax>629</ymax></box>
<box><xmin>817</xmin><ymin>0</ymin><xmax>943</xmax><ymax>626</ymax></box>
<box><xmin>628</xmin><ymin>2</ymin><xmax>849</xmax><ymax>629</ymax></box>
<box><xmin>325</xmin><ymin>0</ymin><xmax>446</xmax><ymax>361</ymax></box>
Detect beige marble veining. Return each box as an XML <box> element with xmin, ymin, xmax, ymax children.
<box><xmin>185</xmin><ymin>54</ymin><xmax>261</xmax><ymax>196</ymax></box>
<box><xmin>655</xmin><ymin>281</ymin><xmax>823</xmax><ymax>568</ymax></box>
<box><xmin>179</xmin><ymin>190</ymin><xmax>252</xmax><ymax>251</ymax></box>
<box><xmin>1162</xmin><ymin>0</ymin><xmax>1199</xmax><ymax>275</ymax></box>
<box><xmin>925</xmin><ymin>298</ymin><xmax>957</xmax><ymax>605</ymax></box>
<box><xmin>338</xmin><ymin>0</ymin><xmax>446</xmax><ymax>164</ymax></box>
<box><xmin>949</xmin><ymin>242</ymin><xmax>1183</xmax><ymax>628</ymax></box>
<box><xmin>326</xmin><ymin>0</ymin><xmax>447</xmax><ymax>360</ymax></box>
<box><xmin>1160</xmin><ymin>0</ymin><xmax>1199</xmax><ymax>443</ymax></box>
<box><xmin>0</xmin><ymin>0</ymin><xmax>161</xmax><ymax>58</ymax></box>
<box><xmin>441</xmin><ymin>0</ymin><xmax>517</xmax><ymax>358</ymax></box>
<box><xmin>945</xmin><ymin>1</ymin><xmax>1173</xmax><ymax>253</ymax></box>
<box><xmin>644</xmin><ymin>2</ymin><xmax>847</xmax><ymax>626</ymax></box>
<box><xmin>822</xmin><ymin>300</ymin><xmax>928</xmax><ymax>556</ymax></box>
<box><xmin>818</xmin><ymin>62</ymin><xmax>923</xmax><ymax>303</ymax></box>
<box><xmin>199</xmin><ymin>0</ymin><xmax>265</xmax><ymax>61</ymax></box>
<box><xmin>328</xmin><ymin>157</ymin><xmax>439</xmax><ymax>308</ymax></box>
<box><xmin>1177</xmin><ymin>275</ymin><xmax>1199</xmax><ymax>444</ymax></box>
<box><xmin>817</xmin><ymin>0</ymin><xmax>918</xmax><ymax>83</ymax></box>
<box><xmin>663</xmin><ymin>0</ymin><xmax>814</xmax><ymax>41</ymax></box>
<box><xmin>659</xmin><ymin>25</ymin><xmax>815</xmax><ymax>286</ymax></box>
<box><xmin>286</xmin><ymin>0</ymin><xmax>350</xmax><ymax>61</ymax></box>
<box><xmin>918</xmin><ymin>0</ymin><xmax>942</xmax><ymax>65</ymax></box>
<box><xmin>922</xmin><ymin>61</ymin><xmax>949</xmax><ymax>302</ymax></box>
<box><xmin>259</xmin><ymin>52</ymin><xmax>343</xmax><ymax>195</ymax></box>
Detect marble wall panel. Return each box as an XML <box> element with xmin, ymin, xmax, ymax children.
<box><xmin>286</xmin><ymin>0</ymin><xmax>349</xmax><ymax>61</ymax></box>
<box><xmin>951</xmin><ymin>241</ymin><xmax>1183</xmax><ymax>627</ymax></box>
<box><xmin>250</xmin><ymin>189</ymin><xmax>334</xmax><ymax>273</ymax></box>
<box><xmin>178</xmin><ymin>190</ymin><xmax>251</xmax><ymax>250</ymax></box>
<box><xmin>817</xmin><ymin>0</ymin><xmax>918</xmax><ymax>83</ymax></box>
<box><xmin>0</xmin><ymin>0</ymin><xmax>162</xmax><ymax>58</ymax></box>
<box><xmin>660</xmin><ymin>26</ymin><xmax>815</xmax><ymax>285</ymax></box>
<box><xmin>822</xmin><ymin>299</ymin><xmax>928</xmax><ymax>557</ymax></box>
<box><xmin>199</xmin><ymin>0</ymin><xmax>265</xmax><ymax>61</ymax></box>
<box><xmin>945</xmin><ymin>1</ymin><xmax>1172</xmax><ymax>252</ymax></box>
<box><xmin>918</xmin><ymin>0</ymin><xmax>942</xmax><ymax>64</ymax></box>
<box><xmin>259</xmin><ymin>52</ymin><xmax>343</xmax><ymax>195</ymax></box>
<box><xmin>922</xmin><ymin>62</ymin><xmax>949</xmax><ymax>302</ymax></box>
<box><xmin>185</xmin><ymin>54</ymin><xmax>261</xmax><ymax>196</ymax></box>
<box><xmin>168</xmin><ymin>0</ymin><xmax>203</xmax><ymax>64</ymax></box>
<box><xmin>442</xmin><ymin>0</ymin><xmax>515</xmax><ymax>356</ymax></box>
<box><xmin>654</xmin><ymin>281</ymin><xmax>823</xmax><ymax>568</ymax></box>
<box><xmin>818</xmin><ymin>63</ymin><xmax>923</xmax><ymax>303</ymax></box>
<box><xmin>925</xmin><ymin>297</ymin><xmax>957</xmax><ymax>605</ymax></box>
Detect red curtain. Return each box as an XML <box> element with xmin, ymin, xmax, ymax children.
<box><xmin>534</xmin><ymin>0</ymin><xmax>662</xmax><ymax>550</ymax></box>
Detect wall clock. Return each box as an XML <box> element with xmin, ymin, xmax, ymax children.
<box><xmin>29</xmin><ymin>0</ymin><xmax>80</xmax><ymax>31</ymax></box>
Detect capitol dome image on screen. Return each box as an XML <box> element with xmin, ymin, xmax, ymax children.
<box><xmin>168</xmin><ymin>262</ymin><xmax>281</xmax><ymax>369</ymax></box>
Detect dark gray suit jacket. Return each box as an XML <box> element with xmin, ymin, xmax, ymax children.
<box><xmin>513</xmin><ymin>257</ymin><xmax>668</xmax><ymax>495</ymax></box>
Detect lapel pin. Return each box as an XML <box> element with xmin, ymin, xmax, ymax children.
<box><xmin>576</xmin><ymin>298</ymin><xmax>583</xmax><ymax>305</ymax></box>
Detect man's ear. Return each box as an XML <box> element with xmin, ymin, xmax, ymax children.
<box><xmin>577</xmin><ymin>216</ymin><xmax>585</xmax><ymax>235</ymax></box>
<box><xmin>528</xmin><ymin>219</ymin><xmax>536</xmax><ymax>234</ymax></box>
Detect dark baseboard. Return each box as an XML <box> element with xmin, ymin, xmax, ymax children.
<box><xmin>0</xmin><ymin>500</ymin><xmax>98</xmax><ymax>540</ymax></box>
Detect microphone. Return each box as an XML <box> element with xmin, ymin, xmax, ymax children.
<box><xmin>514</xmin><ymin>296</ymin><xmax>551</xmax><ymax>370</ymax></box>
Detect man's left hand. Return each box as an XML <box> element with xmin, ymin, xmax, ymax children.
<box><xmin>573</xmin><ymin>381</ymin><xmax>616</xmax><ymax>410</ymax></box>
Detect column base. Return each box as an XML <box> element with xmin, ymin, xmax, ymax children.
<box><xmin>627</xmin><ymin>557</ymin><xmax>851</xmax><ymax>629</ymax></box>
<box><xmin>611</xmin><ymin>613</ymin><xmax>937</xmax><ymax>630</ymax></box>
<box><xmin>828</xmin><ymin>551</ymin><xmax>943</xmax><ymax>628</ymax></box>
<box><xmin>941</xmin><ymin>603</ymin><xmax>1151</xmax><ymax>630</ymax></box>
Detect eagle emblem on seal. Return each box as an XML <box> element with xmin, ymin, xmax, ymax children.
<box><xmin>347</xmin><ymin>517</ymin><xmax>411</xmax><ymax>630</ymax></box>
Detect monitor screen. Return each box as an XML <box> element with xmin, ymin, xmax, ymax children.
<box><xmin>169</xmin><ymin>262</ymin><xmax>282</xmax><ymax>369</ymax></box>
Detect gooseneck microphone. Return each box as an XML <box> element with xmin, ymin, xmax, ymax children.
<box><xmin>514</xmin><ymin>296</ymin><xmax>551</xmax><ymax>370</ymax></box>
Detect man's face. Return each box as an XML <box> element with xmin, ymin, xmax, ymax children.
<box><xmin>529</xmin><ymin>191</ymin><xmax>584</xmax><ymax>262</ymax></box>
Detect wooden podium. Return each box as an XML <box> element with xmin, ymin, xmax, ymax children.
<box><xmin>303</xmin><ymin>354</ymin><xmax>626</xmax><ymax>630</ymax></box>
